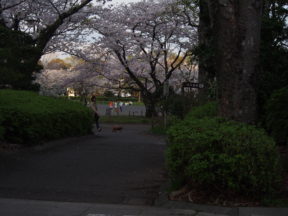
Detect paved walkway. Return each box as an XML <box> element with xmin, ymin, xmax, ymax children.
<box><xmin>0</xmin><ymin>198</ymin><xmax>198</xmax><ymax>216</ymax></box>
<box><xmin>0</xmin><ymin>124</ymin><xmax>165</xmax><ymax>205</ymax></box>
<box><xmin>0</xmin><ymin>123</ymin><xmax>288</xmax><ymax>215</ymax></box>
<box><xmin>1</xmin><ymin>197</ymin><xmax>288</xmax><ymax>216</ymax></box>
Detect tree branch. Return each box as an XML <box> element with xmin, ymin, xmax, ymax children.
<box><xmin>36</xmin><ymin>0</ymin><xmax>93</xmax><ymax>52</ymax></box>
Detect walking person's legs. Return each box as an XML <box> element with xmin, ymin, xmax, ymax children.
<box><xmin>94</xmin><ymin>114</ymin><xmax>102</xmax><ymax>132</ymax></box>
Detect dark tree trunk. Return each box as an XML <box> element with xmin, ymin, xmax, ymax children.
<box><xmin>142</xmin><ymin>96</ymin><xmax>158</xmax><ymax>118</ymax></box>
<box><xmin>198</xmin><ymin>0</ymin><xmax>217</xmax><ymax>101</ymax></box>
<box><xmin>215</xmin><ymin>0</ymin><xmax>262</xmax><ymax>124</ymax></box>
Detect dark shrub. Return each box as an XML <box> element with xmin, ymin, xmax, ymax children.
<box><xmin>166</xmin><ymin>116</ymin><xmax>281</xmax><ymax>196</ymax></box>
<box><xmin>103</xmin><ymin>90</ymin><xmax>115</xmax><ymax>97</ymax></box>
<box><xmin>164</xmin><ymin>95</ymin><xmax>192</xmax><ymax>119</ymax></box>
<box><xmin>265</xmin><ymin>87</ymin><xmax>288</xmax><ymax>145</ymax></box>
<box><xmin>0</xmin><ymin>25</ymin><xmax>41</xmax><ymax>90</ymax></box>
<box><xmin>0</xmin><ymin>90</ymin><xmax>93</xmax><ymax>145</ymax></box>
<box><xmin>186</xmin><ymin>101</ymin><xmax>217</xmax><ymax>119</ymax></box>
<box><xmin>160</xmin><ymin>95</ymin><xmax>203</xmax><ymax>119</ymax></box>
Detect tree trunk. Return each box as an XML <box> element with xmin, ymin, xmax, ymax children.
<box><xmin>142</xmin><ymin>96</ymin><xmax>158</xmax><ymax>118</ymax></box>
<box><xmin>215</xmin><ymin>0</ymin><xmax>262</xmax><ymax>124</ymax></box>
<box><xmin>198</xmin><ymin>0</ymin><xmax>216</xmax><ymax>101</ymax></box>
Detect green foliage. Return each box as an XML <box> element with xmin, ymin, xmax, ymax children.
<box><xmin>103</xmin><ymin>90</ymin><xmax>115</xmax><ymax>97</ymax></box>
<box><xmin>150</xmin><ymin>125</ymin><xmax>167</xmax><ymax>135</ymax></box>
<box><xmin>0</xmin><ymin>90</ymin><xmax>93</xmax><ymax>145</ymax></box>
<box><xmin>160</xmin><ymin>95</ymin><xmax>197</xmax><ymax>119</ymax></box>
<box><xmin>186</xmin><ymin>101</ymin><xmax>217</xmax><ymax>119</ymax></box>
<box><xmin>259</xmin><ymin>44</ymin><xmax>288</xmax><ymax>115</ymax></box>
<box><xmin>166</xmin><ymin>113</ymin><xmax>281</xmax><ymax>196</ymax></box>
<box><xmin>265</xmin><ymin>87</ymin><xmax>288</xmax><ymax>145</ymax></box>
<box><xmin>192</xmin><ymin>40</ymin><xmax>216</xmax><ymax>82</ymax></box>
<box><xmin>150</xmin><ymin>115</ymin><xmax>181</xmax><ymax>135</ymax></box>
<box><xmin>0</xmin><ymin>25</ymin><xmax>41</xmax><ymax>90</ymax></box>
<box><xmin>261</xmin><ymin>196</ymin><xmax>288</xmax><ymax>207</ymax></box>
<box><xmin>164</xmin><ymin>95</ymin><xmax>186</xmax><ymax>118</ymax></box>
<box><xmin>258</xmin><ymin>0</ymin><xmax>288</xmax><ymax>118</ymax></box>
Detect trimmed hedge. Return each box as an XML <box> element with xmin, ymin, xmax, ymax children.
<box><xmin>0</xmin><ymin>90</ymin><xmax>93</xmax><ymax>145</ymax></box>
<box><xmin>166</xmin><ymin>103</ymin><xmax>282</xmax><ymax>196</ymax></box>
<box><xmin>265</xmin><ymin>87</ymin><xmax>288</xmax><ymax>145</ymax></box>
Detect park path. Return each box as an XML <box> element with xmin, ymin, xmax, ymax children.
<box><xmin>1</xmin><ymin>125</ymin><xmax>287</xmax><ymax>216</ymax></box>
<box><xmin>0</xmin><ymin>124</ymin><xmax>166</xmax><ymax>205</ymax></box>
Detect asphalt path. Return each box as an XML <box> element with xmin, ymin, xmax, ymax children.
<box><xmin>0</xmin><ymin>124</ymin><xmax>166</xmax><ymax>206</ymax></box>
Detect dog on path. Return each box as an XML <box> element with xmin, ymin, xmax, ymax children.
<box><xmin>112</xmin><ymin>125</ymin><xmax>123</xmax><ymax>132</ymax></box>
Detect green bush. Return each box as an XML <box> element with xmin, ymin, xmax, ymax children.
<box><xmin>265</xmin><ymin>87</ymin><xmax>288</xmax><ymax>145</ymax></box>
<box><xmin>166</xmin><ymin>95</ymin><xmax>198</xmax><ymax>119</ymax></box>
<box><xmin>150</xmin><ymin>115</ymin><xmax>181</xmax><ymax>135</ymax></box>
<box><xmin>186</xmin><ymin>101</ymin><xmax>217</xmax><ymax>119</ymax></box>
<box><xmin>166</xmin><ymin>116</ymin><xmax>282</xmax><ymax>196</ymax></box>
<box><xmin>103</xmin><ymin>90</ymin><xmax>115</xmax><ymax>97</ymax></box>
<box><xmin>0</xmin><ymin>90</ymin><xmax>93</xmax><ymax>145</ymax></box>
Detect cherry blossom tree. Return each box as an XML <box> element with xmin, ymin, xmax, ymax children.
<box><xmin>35</xmin><ymin>55</ymin><xmax>116</xmax><ymax>98</ymax></box>
<box><xmin>0</xmin><ymin>0</ymin><xmax>108</xmax><ymax>89</ymax></box>
<box><xmin>58</xmin><ymin>0</ymin><xmax>198</xmax><ymax>116</ymax></box>
<box><xmin>34</xmin><ymin>67</ymin><xmax>70</xmax><ymax>96</ymax></box>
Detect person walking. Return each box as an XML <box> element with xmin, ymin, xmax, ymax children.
<box><xmin>89</xmin><ymin>95</ymin><xmax>102</xmax><ymax>132</ymax></box>
<box><xmin>119</xmin><ymin>101</ymin><xmax>123</xmax><ymax>112</ymax></box>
